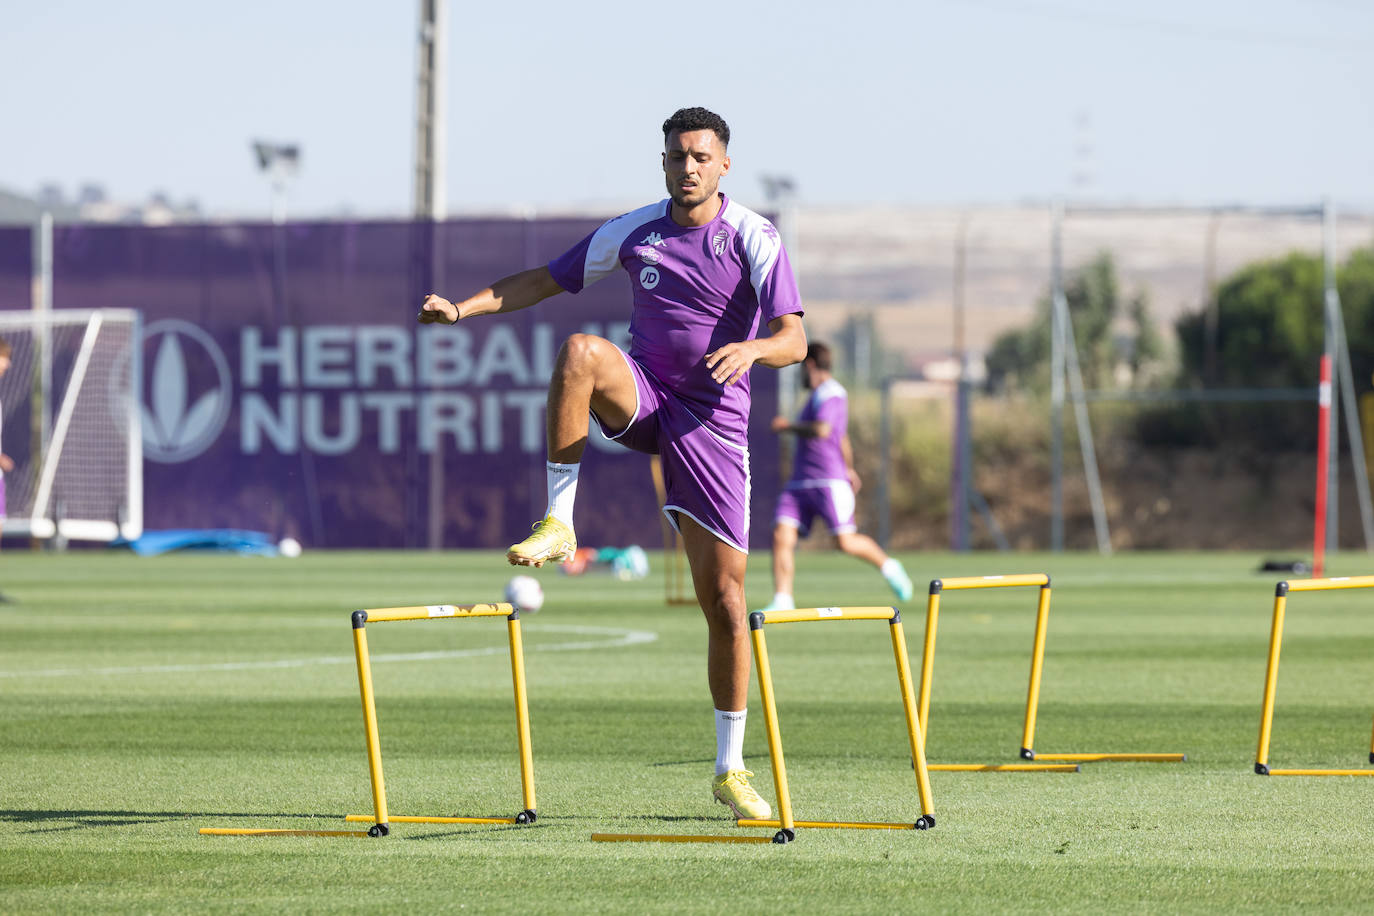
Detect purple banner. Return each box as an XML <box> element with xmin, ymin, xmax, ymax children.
<box><xmin>0</xmin><ymin>227</ymin><xmax>30</xmax><ymax>312</ymax></box>
<box><xmin>49</xmin><ymin>219</ymin><xmax>781</xmax><ymax>549</ymax></box>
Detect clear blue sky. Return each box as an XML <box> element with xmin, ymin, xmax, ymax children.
<box><xmin>4</xmin><ymin>0</ymin><xmax>1371</xmax><ymax>217</ymax></box>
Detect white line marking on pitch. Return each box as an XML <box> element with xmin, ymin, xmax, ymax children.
<box><xmin>0</xmin><ymin>623</ymin><xmax>658</xmax><ymax>679</ymax></box>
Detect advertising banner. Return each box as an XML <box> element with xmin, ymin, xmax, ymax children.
<box><xmin>48</xmin><ymin>218</ymin><xmax>782</xmax><ymax>549</ymax></box>
<box><xmin>0</xmin><ymin>227</ymin><xmax>30</xmax><ymax>311</ymax></box>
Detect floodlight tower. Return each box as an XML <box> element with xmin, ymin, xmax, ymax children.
<box><xmin>414</xmin><ymin>0</ymin><xmax>446</xmax><ymax>221</ymax></box>
<box><xmin>251</xmin><ymin>141</ymin><xmax>300</xmax><ymax>224</ymax></box>
<box><xmin>415</xmin><ymin>0</ymin><xmax>448</xmax><ymax>550</ymax></box>
<box><xmin>252</xmin><ymin>139</ymin><xmax>322</xmax><ymax>546</ymax></box>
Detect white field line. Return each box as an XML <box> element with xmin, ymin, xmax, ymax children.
<box><xmin>0</xmin><ymin>623</ymin><xmax>658</xmax><ymax>679</ymax></box>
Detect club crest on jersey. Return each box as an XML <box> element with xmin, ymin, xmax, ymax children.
<box><xmin>634</xmin><ymin>246</ymin><xmax>663</xmax><ymax>265</ymax></box>
<box><xmin>712</xmin><ymin>228</ymin><xmax>729</xmax><ymax>256</ymax></box>
<box><xmin>641</xmin><ymin>232</ymin><xmax>666</xmax><ymax>247</ymax></box>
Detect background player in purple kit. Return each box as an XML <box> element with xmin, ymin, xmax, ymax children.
<box><xmin>0</xmin><ymin>338</ymin><xmax>12</xmax><ymax>553</ymax></box>
<box><xmin>757</xmin><ymin>342</ymin><xmax>913</xmax><ymax>612</ymax></box>
<box><xmin>417</xmin><ymin>108</ymin><xmax>806</xmax><ymax>819</ymax></box>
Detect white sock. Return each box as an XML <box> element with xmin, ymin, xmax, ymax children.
<box><xmin>771</xmin><ymin>592</ymin><xmax>795</xmax><ymax>610</ymax></box>
<box><xmin>545</xmin><ymin>462</ymin><xmax>579</xmax><ymax>527</ymax></box>
<box><xmin>715</xmin><ymin>708</ymin><xmax>747</xmax><ymax>775</ymax></box>
<box><xmin>881</xmin><ymin>558</ymin><xmax>902</xmax><ymax>578</ymax></box>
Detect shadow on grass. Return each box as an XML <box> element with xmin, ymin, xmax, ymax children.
<box><xmin>0</xmin><ymin>808</ymin><xmax>342</xmax><ymax>835</ymax></box>
<box><xmin>403</xmin><ymin>823</ymin><xmax>545</xmax><ymax>841</ymax></box>
<box><xmin>650</xmin><ymin>754</ymin><xmax>773</xmax><ymax>767</ymax></box>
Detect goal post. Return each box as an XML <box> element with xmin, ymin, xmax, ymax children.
<box><xmin>0</xmin><ymin>308</ymin><xmax>142</xmax><ymax>543</ymax></box>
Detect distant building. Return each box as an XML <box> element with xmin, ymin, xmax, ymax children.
<box><xmin>0</xmin><ymin>183</ymin><xmax>202</xmax><ymax>226</ymax></box>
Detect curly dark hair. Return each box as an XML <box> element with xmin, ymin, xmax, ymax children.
<box><xmin>661</xmin><ymin>107</ymin><xmax>730</xmax><ymax>148</ymax></box>
<box><xmin>806</xmin><ymin>342</ymin><xmax>832</xmax><ymax>371</ymax></box>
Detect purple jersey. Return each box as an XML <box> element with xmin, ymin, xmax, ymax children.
<box><xmin>788</xmin><ymin>378</ymin><xmax>850</xmax><ymax>484</ymax></box>
<box><xmin>547</xmin><ymin>195</ymin><xmax>802</xmax><ymax>444</ymax></box>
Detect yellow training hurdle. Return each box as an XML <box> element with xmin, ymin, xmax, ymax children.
<box><xmin>202</xmin><ymin>602</ymin><xmax>536</xmax><ymax>839</ymax></box>
<box><xmin>920</xmin><ymin>575</ymin><xmax>1186</xmax><ymax>770</ymax></box>
<box><xmin>1255</xmin><ymin>576</ymin><xmax>1374</xmax><ymax>777</ymax></box>
<box><xmin>592</xmin><ymin>606</ymin><xmax>935</xmax><ymax>845</ymax></box>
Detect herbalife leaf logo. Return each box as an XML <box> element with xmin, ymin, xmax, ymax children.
<box><xmin>141</xmin><ymin>319</ymin><xmax>232</xmax><ymax>463</ymax></box>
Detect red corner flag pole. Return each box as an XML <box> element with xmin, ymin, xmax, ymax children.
<box><xmin>1313</xmin><ymin>354</ymin><xmax>1333</xmax><ymax>578</ymax></box>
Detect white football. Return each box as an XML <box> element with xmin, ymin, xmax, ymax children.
<box><xmin>277</xmin><ymin>537</ymin><xmax>302</xmax><ymax>558</ymax></box>
<box><xmin>504</xmin><ymin>575</ymin><xmax>544</xmax><ymax>613</ymax></box>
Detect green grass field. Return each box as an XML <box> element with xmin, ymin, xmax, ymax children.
<box><xmin>3</xmin><ymin>549</ymin><xmax>1374</xmax><ymax>913</ymax></box>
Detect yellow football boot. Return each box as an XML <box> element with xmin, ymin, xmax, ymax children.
<box><xmin>712</xmin><ymin>770</ymin><xmax>772</xmax><ymax>819</ymax></box>
<box><xmin>507</xmin><ymin>516</ymin><xmax>577</xmax><ymax>568</ymax></box>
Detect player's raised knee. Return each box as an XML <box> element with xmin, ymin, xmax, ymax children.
<box><xmin>557</xmin><ymin>333</ymin><xmax>612</xmax><ymax>373</ymax></box>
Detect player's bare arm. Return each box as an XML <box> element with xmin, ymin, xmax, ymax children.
<box><xmin>418</xmin><ymin>265</ymin><xmax>565</xmax><ymax>325</ymax></box>
<box><xmin>771</xmin><ymin>416</ymin><xmax>832</xmax><ymax>438</ymax></box>
<box><xmin>841</xmin><ymin>434</ymin><xmax>862</xmax><ymax>492</ymax></box>
<box><xmin>0</xmin><ymin>453</ymin><xmax>12</xmax><ymax>473</ymax></box>
<box><xmin>704</xmin><ymin>313</ymin><xmax>807</xmax><ymax>387</ymax></box>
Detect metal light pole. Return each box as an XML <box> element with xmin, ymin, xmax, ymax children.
<box><xmin>1050</xmin><ymin>201</ymin><xmax>1065</xmax><ymax>552</ymax></box>
<box><xmin>415</xmin><ymin>0</ymin><xmax>448</xmax><ymax>551</ymax></box>
<box><xmin>1322</xmin><ymin>199</ymin><xmax>1340</xmax><ymax>552</ymax></box>
<box><xmin>251</xmin><ymin>141</ymin><xmax>300</xmax><ymax>225</ymax></box>
<box><xmin>414</xmin><ymin>0</ymin><xmax>447</xmax><ymax>221</ymax></box>
<box><xmin>951</xmin><ymin>214</ymin><xmax>971</xmax><ymax>551</ymax></box>
<box><xmin>251</xmin><ymin>141</ymin><xmax>323</xmax><ymax>546</ymax></box>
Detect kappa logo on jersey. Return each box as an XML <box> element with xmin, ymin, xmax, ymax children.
<box><xmin>639</xmin><ymin>266</ymin><xmax>660</xmax><ymax>289</ymax></box>
<box><xmin>762</xmin><ymin>222</ymin><xmax>779</xmax><ymax>241</ymax></box>
<box><xmin>641</xmin><ymin>232</ymin><xmax>666</xmax><ymax>247</ymax></box>
<box><xmin>635</xmin><ymin>246</ymin><xmax>663</xmax><ymax>265</ymax></box>
<box><xmin>712</xmin><ymin>227</ymin><xmax>729</xmax><ymax>256</ymax></box>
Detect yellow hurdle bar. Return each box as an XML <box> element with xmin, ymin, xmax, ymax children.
<box><xmin>1283</xmin><ymin>575</ymin><xmax>1374</xmax><ymax>592</ymax></box>
<box><xmin>346</xmin><ymin>814</ymin><xmax>521</xmax><ymax>825</ymax></box>
<box><xmin>358</xmin><ymin>603</ymin><xmax>514</xmax><ymax>623</ymax></box>
<box><xmin>920</xmin><ymin>574</ymin><xmax>1185</xmax><ymax>769</ymax></box>
<box><xmin>352</xmin><ymin>621</ymin><xmax>389</xmax><ymax>833</ymax></box>
<box><xmin>348</xmin><ymin>602</ymin><xmax>537</xmax><ymax>836</ymax></box>
<box><xmin>199</xmin><ymin>828</ymin><xmax>371</xmax><ymax>838</ymax></box>
<box><xmin>754</xmin><ymin>606</ymin><xmax>909</xmax><ymax>625</ymax></box>
<box><xmin>1263</xmin><ymin>769</ymin><xmax>1374</xmax><ymax>777</ymax></box>
<box><xmin>746</xmin><ymin>606</ymin><xmax>936</xmax><ymax>842</ymax></box>
<box><xmin>928</xmin><ymin>763</ymin><xmax>1078</xmax><ymax>773</ymax></box>
<box><xmin>739</xmin><ymin>818</ymin><xmax>921</xmax><ymax>830</ymax></box>
<box><xmin>591</xmin><ymin>833</ymin><xmax>778</xmax><ymax>844</ymax></box>
<box><xmin>1028</xmin><ymin>753</ymin><xmax>1186</xmax><ymax>763</ymax></box>
<box><xmin>507</xmin><ymin>615</ymin><xmax>537</xmax><ymax>815</ymax></box>
<box><xmin>1255</xmin><ymin>577</ymin><xmax>1374</xmax><ymax>776</ymax></box>
<box><xmin>934</xmin><ymin>574</ymin><xmax>1051</xmax><ymax>591</ymax></box>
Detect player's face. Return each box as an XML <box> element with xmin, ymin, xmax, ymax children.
<box><xmin>663</xmin><ymin>129</ymin><xmax>730</xmax><ymax>211</ymax></box>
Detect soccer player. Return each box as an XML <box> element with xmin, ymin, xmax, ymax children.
<box><xmin>417</xmin><ymin>108</ymin><xmax>806</xmax><ymax>820</ymax></box>
<box><xmin>0</xmin><ymin>338</ymin><xmax>12</xmax><ymax>553</ymax></box>
<box><xmin>756</xmin><ymin>342</ymin><xmax>913</xmax><ymax>612</ymax></box>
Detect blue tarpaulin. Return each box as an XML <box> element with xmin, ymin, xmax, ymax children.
<box><xmin>110</xmin><ymin>529</ymin><xmax>281</xmax><ymax>557</ymax></box>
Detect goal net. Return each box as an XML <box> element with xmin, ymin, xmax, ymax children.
<box><xmin>0</xmin><ymin>309</ymin><xmax>142</xmax><ymax>542</ymax></box>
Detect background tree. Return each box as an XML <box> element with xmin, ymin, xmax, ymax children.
<box><xmin>984</xmin><ymin>252</ymin><xmax>1158</xmax><ymax>393</ymax></box>
<box><xmin>1148</xmin><ymin>247</ymin><xmax>1374</xmax><ymax>449</ymax></box>
<box><xmin>1175</xmin><ymin>252</ymin><xmax>1324</xmax><ymax>389</ymax></box>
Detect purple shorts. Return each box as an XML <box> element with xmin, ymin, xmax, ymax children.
<box><xmin>774</xmin><ymin>481</ymin><xmax>857</xmax><ymax>538</ymax></box>
<box><xmin>593</xmin><ymin>350</ymin><xmax>750</xmax><ymax>553</ymax></box>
